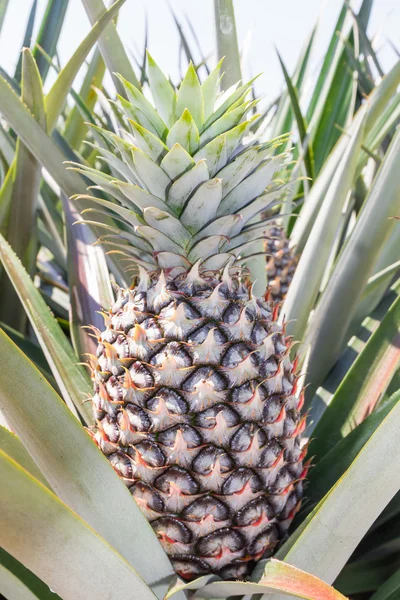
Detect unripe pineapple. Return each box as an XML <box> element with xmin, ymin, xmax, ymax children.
<box><xmin>266</xmin><ymin>224</ymin><xmax>298</xmax><ymax>303</ymax></box>
<box><xmin>76</xmin><ymin>56</ymin><xmax>307</xmax><ymax>581</ymax></box>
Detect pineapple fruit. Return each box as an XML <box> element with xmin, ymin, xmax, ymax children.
<box><xmin>266</xmin><ymin>224</ymin><xmax>298</xmax><ymax>303</ymax></box>
<box><xmin>77</xmin><ymin>57</ymin><xmax>307</xmax><ymax>581</ymax></box>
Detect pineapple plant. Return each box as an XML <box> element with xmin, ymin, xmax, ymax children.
<box><xmin>73</xmin><ymin>59</ymin><xmax>307</xmax><ymax>580</ymax></box>
<box><xmin>0</xmin><ymin>1</ymin><xmax>400</xmax><ymax>599</ymax></box>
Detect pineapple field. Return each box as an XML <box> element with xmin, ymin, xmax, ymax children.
<box><xmin>0</xmin><ymin>1</ymin><xmax>400</xmax><ymax>599</ymax></box>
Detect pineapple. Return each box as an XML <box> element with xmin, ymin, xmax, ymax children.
<box><xmin>266</xmin><ymin>224</ymin><xmax>298</xmax><ymax>303</ymax></box>
<box><xmin>76</xmin><ymin>57</ymin><xmax>307</xmax><ymax>581</ymax></box>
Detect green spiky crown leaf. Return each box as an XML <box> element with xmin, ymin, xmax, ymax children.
<box><xmin>70</xmin><ymin>56</ymin><xmax>289</xmax><ymax>276</ymax></box>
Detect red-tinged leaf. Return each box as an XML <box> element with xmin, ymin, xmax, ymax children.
<box><xmin>193</xmin><ymin>559</ymin><xmax>348</xmax><ymax>599</ymax></box>
<box><xmin>310</xmin><ymin>279</ymin><xmax>400</xmax><ymax>463</ymax></box>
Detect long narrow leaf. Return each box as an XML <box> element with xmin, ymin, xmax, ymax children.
<box><xmin>0</xmin><ymin>234</ymin><xmax>92</xmax><ymax>422</ymax></box>
<box><xmin>258</xmin><ymin>388</ymin><xmax>400</xmax><ymax>586</ymax></box>
<box><xmin>370</xmin><ymin>568</ymin><xmax>400</xmax><ymax>600</ymax></box>
<box><xmin>273</xmin><ymin>24</ymin><xmax>317</xmax><ymax>139</ymax></box>
<box><xmin>0</xmin><ymin>451</ymin><xmax>157</xmax><ymax>600</ymax></box>
<box><xmin>198</xmin><ymin>559</ymin><xmax>347</xmax><ymax>599</ymax></box>
<box><xmin>0</xmin><ymin>0</ymin><xmax>9</xmax><ymax>35</ymax></box>
<box><xmin>1</xmin><ymin>49</ymin><xmax>45</xmax><ymax>331</ymax></box>
<box><xmin>214</xmin><ymin>0</ymin><xmax>241</xmax><ymax>90</ymax></box>
<box><xmin>0</xmin><ymin>426</ymin><xmax>50</xmax><ymax>488</ymax></box>
<box><xmin>300</xmin><ymin>390</ymin><xmax>400</xmax><ymax>521</ymax></box>
<box><xmin>45</xmin><ymin>0</ymin><xmax>125</xmax><ymax>131</ymax></box>
<box><xmin>81</xmin><ymin>0</ymin><xmax>140</xmax><ymax>94</ymax></box>
<box><xmin>64</xmin><ymin>47</ymin><xmax>105</xmax><ymax>148</ymax></box>
<box><xmin>310</xmin><ymin>280</ymin><xmax>400</xmax><ymax>459</ymax></box>
<box><xmin>0</xmin><ymin>564</ymin><xmax>41</xmax><ymax>600</ymax></box>
<box><xmin>0</xmin><ymin>73</ymin><xmax>86</xmax><ymax>197</ymax></box>
<box><xmin>306</xmin><ymin>4</ymin><xmax>348</xmax><ymax>122</ymax></box>
<box><xmin>291</xmin><ymin>59</ymin><xmax>400</xmax><ymax>252</ymax></box>
<box><xmin>0</xmin><ymin>328</ymin><xmax>178</xmax><ymax>599</ymax></box>
<box><xmin>0</xmin><ymin>321</ymin><xmax>57</xmax><ymax>388</ymax></box>
<box><xmin>335</xmin><ymin>556</ymin><xmax>400</xmax><ymax>597</ymax></box>
<box><xmin>283</xmin><ymin>108</ymin><xmax>366</xmax><ymax>341</ymax></box>
<box><xmin>308</xmin><ymin>284</ymin><xmax>398</xmax><ymax>434</ymax></box>
<box><xmin>305</xmin><ymin>127</ymin><xmax>400</xmax><ymax>394</ymax></box>
<box><xmin>277</xmin><ymin>51</ymin><xmax>315</xmax><ymax>183</ymax></box>
<box><xmin>14</xmin><ymin>0</ymin><xmax>37</xmax><ymax>82</ymax></box>
<box><xmin>0</xmin><ymin>548</ymin><xmax>61</xmax><ymax>600</ymax></box>
<box><xmin>32</xmin><ymin>0</ymin><xmax>69</xmax><ymax>82</ymax></box>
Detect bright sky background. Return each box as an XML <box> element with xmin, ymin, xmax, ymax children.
<box><xmin>1</xmin><ymin>0</ymin><xmax>399</xmax><ymax>101</ymax></box>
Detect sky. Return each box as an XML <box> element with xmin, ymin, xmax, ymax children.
<box><xmin>0</xmin><ymin>0</ymin><xmax>399</xmax><ymax>101</ymax></box>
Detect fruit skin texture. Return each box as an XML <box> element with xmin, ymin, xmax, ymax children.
<box><xmin>80</xmin><ymin>58</ymin><xmax>307</xmax><ymax>581</ymax></box>
<box><xmin>91</xmin><ymin>268</ymin><xmax>306</xmax><ymax>581</ymax></box>
<box><xmin>266</xmin><ymin>225</ymin><xmax>298</xmax><ymax>303</ymax></box>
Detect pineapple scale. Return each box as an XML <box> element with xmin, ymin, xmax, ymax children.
<box><xmin>266</xmin><ymin>225</ymin><xmax>298</xmax><ymax>303</ymax></box>
<box><xmin>90</xmin><ymin>269</ymin><xmax>306</xmax><ymax>581</ymax></box>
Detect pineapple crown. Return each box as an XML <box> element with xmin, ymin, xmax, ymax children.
<box><xmin>70</xmin><ymin>55</ymin><xmax>290</xmax><ymax>278</ymax></box>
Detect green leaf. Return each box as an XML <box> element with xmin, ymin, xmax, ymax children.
<box><xmin>45</xmin><ymin>0</ymin><xmax>125</xmax><ymax>131</ymax></box>
<box><xmin>308</xmin><ymin>284</ymin><xmax>398</xmax><ymax>434</ymax></box>
<box><xmin>146</xmin><ymin>51</ymin><xmax>176</xmax><ymax>128</ymax></box>
<box><xmin>0</xmin><ymin>73</ymin><xmax>86</xmax><ymax>198</ymax></box>
<box><xmin>0</xmin><ymin>112</ymin><xmax>15</xmax><ymax>163</ymax></box>
<box><xmin>198</xmin><ymin>559</ymin><xmax>347</xmax><ymax>599</ymax></box>
<box><xmin>0</xmin><ymin>450</ymin><xmax>157</xmax><ymax>599</ymax></box>
<box><xmin>214</xmin><ymin>0</ymin><xmax>242</xmax><ymax>90</ymax></box>
<box><xmin>370</xmin><ymin>567</ymin><xmax>400</xmax><ymax>600</ymax></box>
<box><xmin>0</xmin><ymin>234</ymin><xmax>92</xmax><ymax>423</ymax></box>
<box><xmin>283</xmin><ymin>107</ymin><xmax>366</xmax><ymax>342</ymax></box>
<box><xmin>169</xmin><ymin>7</ymin><xmax>197</xmax><ymax>73</ymax></box>
<box><xmin>0</xmin><ymin>81</ymin><xmax>126</xmax><ymax>282</ymax></box>
<box><xmin>165</xmin><ymin>576</ymin><xmax>217</xmax><ymax>599</ymax></box>
<box><xmin>0</xmin><ymin>321</ymin><xmax>57</xmax><ymax>388</ymax></box>
<box><xmin>273</xmin><ymin>24</ymin><xmax>316</xmax><ymax>138</ymax></box>
<box><xmin>128</xmin><ymin>119</ymin><xmax>169</xmax><ymax>162</ymax></box>
<box><xmin>118</xmin><ymin>74</ymin><xmax>167</xmax><ymax>138</ymax></box>
<box><xmin>363</xmin><ymin>259</ymin><xmax>400</xmax><ymax>300</ymax></box>
<box><xmin>304</xmin><ymin>126</ymin><xmax>400</xmax><ymax>395</ymax></box>
<box><xmin>310</xmin><ymin>16</ymin><xmax>359</xmax><ymax>173</ymax></box>
<box><xmin>176</xmin><ymin>62</ymin><xmax>204</xmax><ymax>129</ymax></box>
<box><xmin>277</xmin><ymin>50</ymin><xmax>315</xmax><ymax>183</ymax></box>
<box><xmin>335</xmin><ymin>556</ymin><xmax>400</xmax><ymax>596</ymax></box>
<box><xmin>262</xmin><ymin>388</ymin><xmax>400</xmax><ymax>586</ymax></box>
<box><xmin>0</xmin><ymin>563</ymin><xmax>41</xmax><ymax>600</ymax></box>
<box><xmin>160</xmin><ymin>143</ymin><xmax>195</xmax><ymax>180</ymax></box>
<box><xmin>310</xmin><ymin>280</ymin><xmax>400</xmax><ymax>460</ymax></box>
<box><xmin>64</xmin><ymin>47</ymin><xmax>105</xmax><ymax>148</ymax></box>
<box><xmin>306</xmin><ymin>4</ymin><xmax>348</xmax><ymax>122</ymax></box>
<box><xmin>81</xmin><ymin>0</ymin><xmax>140</xmax><ymax>94</ymax></box>
<box><xmin>353</xmin><ymin>223</ymin><xmax>400</xmax><ymax>328</ymax></box>
<box><xmin>201</xmin><ymin>58</ymin><xmax>224</xmax><ymax>121</ymax></box>
<box><xmin>0</xmin><ymin>426</ymin><xmax>50</xmax><ymax>489</ymax></box>
<box><xmin>32</xmin><ymin>0</ymin><xmax>69</xmax><ymax>83</ymax></box>
<box><xmin>0</xmin><ymin>328</ymin><xmax>177</xmax><ymax>599</ymax></box>
<box><xmin>355</xmin><ymin>515</ymin><xmax>400</xmax><ymax>561</ymax></box>
<box><xmin>300</xmin><ymin>390</ymin><xmax>400</xmax><ymax>521</ymax></box>
<box><xmin>0</xmin><ymin>49</ymin><xmax>45</xmax><ymax>331</ymax></box>
<box><xmin>291</xmin><ymin>59</ymin><xmax>400</xmax><ymax>253</ymax></box>
<box><xmin>0</xmin><ymin>0</ymin><xmax>10</xmax><ymax>35</ymax></box>
<box><xmin>166</xmin><ymin>107</ymin><xmax>200</xmax><ymax>154</ymax></box>
<box><xmin>0</xmin><ymin>548</ymin><xmax>61</xmax><ymax>600</ymax></box>
<box><xmin>14</xmin><ymin>0</ymin><xmax>37</xmax><ymax>82</ymax></box>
